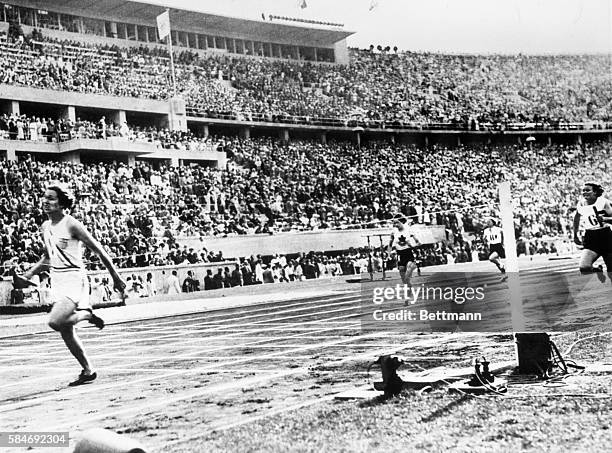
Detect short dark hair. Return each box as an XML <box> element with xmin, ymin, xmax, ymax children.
<box><xmin>585</xmin><ymin>183</ymin><xmax>604</xmax><ymax>197</ymax></box>
<box><xmin>47</xmin><ymin>184</ymin><xmax>75</xmax><ymax>209</ymax></box>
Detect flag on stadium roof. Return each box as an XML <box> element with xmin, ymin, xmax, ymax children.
<box><xmin>156</xmin><ymin>10</ymin><xmax>170</xmax><ymax>40</ymax></box>
<box><xmin>300</xmin><ymin>0</ymin><xmax>308</xmax><ymax>9</ymax></box>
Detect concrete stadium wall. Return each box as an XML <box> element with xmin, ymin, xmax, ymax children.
<box><xmin>177</xmin><ymin>226</ymin><xmax>447</xmax><ymax>258</ymax></box>
<box><xmin>0</xmin><ymin>138</ymin><xmax>226</xmax><ymax>165</ymax></box>
<box><xmin>143</xmin><ymin>148</ymin><xmax>227</xmax><ymax>167</ymax></box>
<box><xmin>0</xmin><ymin>84</ymin><xmax>170</xmax><ymax>114</ymax></box>
<box><xmin>59</xmin><ymin>138</ymin><xmax>156</xmax><ymax>154</ymax></box>
<box><xmin>0</xmin><ymin>138</ymin><xmax>62</xmax><ymax>157</ymax></box>
<box><xmin>334</xmin><ymin>39</ymin><xmax>350</xmax><ymax>65</ymax></box>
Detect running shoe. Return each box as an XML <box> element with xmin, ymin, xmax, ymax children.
<box><xmin>87</xmin><ymin>311</ymin><xmax>105</xmax><ymax>330</ymax></box>
<box><xmin>68</xmin><ymin>370</ymin><xmax>97</xmax><ymax>387</ymax></box>
<box><xmin>595</xmin><ymin>265</ymin><xmax>606</xmax><ymax>284</ymax></box>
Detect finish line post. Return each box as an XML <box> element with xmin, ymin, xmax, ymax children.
<box><xmin>499</xmin><ymin>182</ymin><xmax>526</xmax><ymax>332</ymax></box>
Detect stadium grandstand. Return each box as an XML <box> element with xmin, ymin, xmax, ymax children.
<box><xmin>0</xmin><ymin>0</ymin><xmax>610</xmax><ymax>275</ymax></box>
<box><xmin>0</xmin><ymin>0</ymin><xmax>608</xmax><ymax>261</ymax></box>
<box><xmin>1</xmin><ymin>0</ymin><xmax>611</xmax><ymax>451</ymax></box>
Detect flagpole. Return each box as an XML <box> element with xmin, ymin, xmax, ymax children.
<box><xmin>165</xmin><ymin>8</ymin><xmax>177</xmax><ymax>97</ymax></box>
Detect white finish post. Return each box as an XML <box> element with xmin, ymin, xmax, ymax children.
<box><xmin>499</xmin><ymin>182</ymin><xmax>526</xmax><ymax>331</ymax></box>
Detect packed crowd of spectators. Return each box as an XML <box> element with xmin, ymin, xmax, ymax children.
<box><xmin>0</xmin><ymin>112</ymin><xmax>214</xmax><ymax>151</ymax></box>
<box><xmin>1</xmin><ymin>138</ymin><xmax>610</xmax><ymax>278</ymax></box>
<box><xmin>1</xmin><ymin>31</ymin><xmax>609</xmax><ymax>127</ymax></box>
<box><xmin>0</xmin><ymin>113</ymin><xmax>109</xmax><ymax>141</ymax></box>
<box><xmin>186</xmin><ymin>48</ymin><xmax>611</xmax><ymax>128</ymax></box>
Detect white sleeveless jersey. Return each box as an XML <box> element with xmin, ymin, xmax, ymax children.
<box><xmin>42</xmin><ymin>216</ymin><xmax>90</xmax><ymax>307</ymax></box>
<box><xmin>392</xmin><ymin>226</ymin><xmax>413</xmax><ymax>250</ymax></box>
<box><xmin>43</xmin><ymin>216</ymin><xmax>85</xmax><ymax>271</ymax></box>
<box><xmin>483</xmin><ymin>226</ymin><xmax>503</xmax><ymax>245</ymax></box>
<box><xmin>577</xmin><ymin>197</ymin><xmax>610</xmax><ymax>231</ymax></box>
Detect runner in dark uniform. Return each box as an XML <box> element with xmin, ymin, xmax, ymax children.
<box><xmin>483</xmin><ymin>218</ymin><xmax>506</xmax><ymax>280</ymax></box>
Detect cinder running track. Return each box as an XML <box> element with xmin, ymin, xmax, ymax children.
<box><xmin>0</xmin><ymin>258</ymin><xmax>609</xmax><ymax>452</ymax></box>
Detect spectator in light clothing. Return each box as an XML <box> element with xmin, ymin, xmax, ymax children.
<box><xmin>160</xmin><ymin>270</ymin><xmax>170</xmax><ymax>294</ymax></box>
<box><xmin>166</xmin><ymin>270</ymin><xmax>181</xmax><ymax>294</ymax></box>
<box><xmin>90</xmin><ymin>277</ymin><xmax>106</xmax><ymax>305</ymax></box>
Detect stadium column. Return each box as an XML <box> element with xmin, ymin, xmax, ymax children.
<box><xmin>279</xmin><ymin>129</ymin><xmax>289</xmax><ymax>143</ymax></box>
<box><xmin>168</xmin><ymin>97</ymin><xmax>187</xmax><ymax>132</ymax></box>
<box><xmin>5</xmin><ymin>148</ymin><xmax>16</xmax><ymax>162</ymax></box>
<box><xmin>240</xmin><ymin>127</ymin><xmax>251</xmax><ymax>140</ymax></box>
<box><xmin>107</xmin><ymin>22</ymin><xmax>117</xmax><ymax>38</ymax></box>
<box><xmin>333</xmin><ymin>39</ymin><xmax>349</xmax><ymax>65</ymax></box>
<box><xmin>575</xmin><ymin>134</ymin><xmax>582</xmax><ymax>145</ymax></box>
<box><xmin>499</xmin><ymin>182</ymin><xmax>525</xmax><ymax>331</ymax></box>
<box><xmin>63</xmin><ymin>152</ymin><xmax>81</xmax><ymax>164</ymax></box>
<box><xmin>60</xmin><ymin>106</ymin><xmax>76</xmax><ymax>122</ymax></box>
<box><xmin>8</xmin><ymin>101</ymin><xmax>20</xmax><ymax>116</ymax></box>
<box><xmin>111</xmin><ymin>110</ymin><xmax>126</xmax><ymax>128</ymax></box>
<box><xmin>319</xmin><ymin>132</ymin><xmax>327</xmax><ymax>145</ymax></box>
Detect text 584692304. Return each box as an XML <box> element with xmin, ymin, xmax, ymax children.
<box><xmin>0</xmin><ymin>432</ymin><xmax>69</xmax><ymax>448</ymax></box>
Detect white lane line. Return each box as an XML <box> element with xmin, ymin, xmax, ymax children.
<box><xmin>0</xmin><ymin>334</ymin><xmax>357</xmax><ymax>357</ymax></box>
<box><xmin>1</xmin><ymin>367</ymin><xmax>283</xmax><ymax>374</ymax></box>
<box><xmin>0</xmin><ymin>308</ymin><xmax>359</xmax><ymax>391</ymax></box>
<box><xmin>0</xmin><ymin>296</ymin><xmax>411</xmax><ymax>391</ymax></box>
<box><xmin>95</xmin><ymin>292</ymin><xmax>362</xmax><ymax>334</ymax></box>
<box><xmin>0</xmin><ymin>321</ymin><xmax>361</xmax><ymax>351</ymax></box>
<box><xmin>0</xmin><ymin>321</ymin><xmax>363</xmax><ymax>392</ymax></box>
<box><xmin>44</xmin><ymin>340</ymin><xmax>446</xmax><ymax>432</ymax></box>
<box><xmin>0</xmin><ymin>292</ymin><xmax>362</xmax><ymax>349</ymax></box>
<box><xmin>0</xmin><ymin>300</ymin><xmax>366</xmax><ymax>367</ymax></box>
<box><xmin>0</xmin><ymin>319</ymin><xmax>361</xmax><ymax>366</ymax></box>
<box><xmin>119</xmin><ymin>291</ymin><xmax>361</xmax><ymax>329</ymax></box>
<box><xmin>0</xmin><ymin>315</ymin><xmax>358</xmax><ymax>370</ymax></box>
<box><xmin>0</xmin><ymin>331</ymin><xmax>384</xmax><ymax>413</ymax></box>
<box><xmin>0</xmin><ymin>291</ymin><xmax>362</xmax><ymax>341</ymax></box>
<box><xmin>0</xmin><ymin>293</ymin><xmax>364</xmax><ymax>355</ymax></box>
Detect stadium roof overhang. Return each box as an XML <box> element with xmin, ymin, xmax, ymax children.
<box><xmin>14</xmin><ymin>0</ymin><xmax>354</xmax><ymax>47</ymax></box>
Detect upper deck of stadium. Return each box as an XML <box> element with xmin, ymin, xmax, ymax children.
<box><xmin>0</xmin><ymin>0</ymin><xmax>354</xmax><ymax>63</ymax></box>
